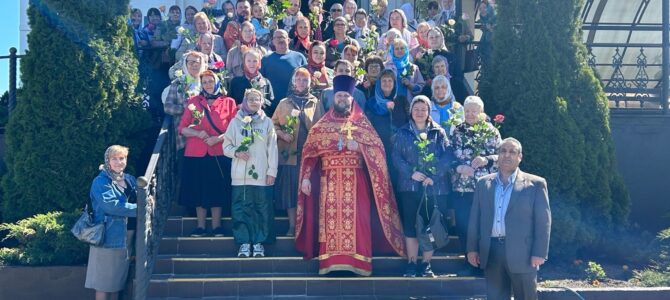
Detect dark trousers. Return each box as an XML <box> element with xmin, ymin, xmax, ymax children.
<box><xmin>451</xmin><ymin>192</ymin><xmax>474</xmax><ymax>255</ymax></box>
<box><xmin>485</xmin><ymin>238</ymin><xmax>537</xmax><ymax>300</ymax></box>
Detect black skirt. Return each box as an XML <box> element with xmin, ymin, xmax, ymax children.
<box><xmin>178</xmin><ymin>155</ymin><xmax>232</xmax><ymax>208</ymax></box>
<box><xmin>398</xmin><ymin>192</ymin><xmax>448</xmax><ymax>238</ymax></box>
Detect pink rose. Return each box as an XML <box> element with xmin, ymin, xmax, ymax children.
<box><xmin>493</xmin><ymin>114</ymin><xmax>505</xmax><ymax>123</ymax></box>
<box><xmin>213</xmin><ymin>61</ymin><xmax>225</xmax><ymax>69</ymax></box>
<box><xmin>329</xmin><ymin>39</ymin><xmax>339</xmax><ymax>47</ymax></box>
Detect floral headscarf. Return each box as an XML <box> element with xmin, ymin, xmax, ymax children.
<box><xmin>101</xmin><ymin>146</ymin><xmax>126</xmax><ymax>182</ymax></box>
<box><xmin>199</xmin><ymin>70</ymin><xmax>223</xmax><ymax>100</ymax></box>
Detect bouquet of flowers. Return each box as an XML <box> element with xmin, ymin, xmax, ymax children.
<box><xmin>236</xmin><ymin>116</ymin><xmax>264</xmax><ymax>180</ymax></box>
<box><xmin>281</xmin><ymin>110</ymin><xmax>300</xmax><ymax>136</ymax></box>
<box><xmin>187</xmin><ymin>103</ymin><xmax>203</xmax><ymax>126</ymax></box>
<box><xmin>361</xmin><ymin>25</ymin><xmax>379</xmax><ymax>55</ymax></box>
<box><xmin>177</xmin><ymin>26</ymin><xmax>198</xmax><ymax>45</ymax></box>
<box><xmin>463</xmin><ymin>114</ymin><xmax>504</xmax><ymax>157</ymax></box>
<box><xmin>414</xmin><ymin>132</ymin><xmax>436</xmax><ymax>175</ymax></box>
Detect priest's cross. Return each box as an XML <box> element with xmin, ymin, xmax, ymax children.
<box><xmin>341</xmin><ymin>121</ymin><xmax>358</xmax><ymax>140</ymax></box>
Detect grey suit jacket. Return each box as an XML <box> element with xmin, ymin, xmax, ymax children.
<box><xmin>466</xmin><ymin>170</ymin><xmax>551</xmax><ymax>273</ymax></box>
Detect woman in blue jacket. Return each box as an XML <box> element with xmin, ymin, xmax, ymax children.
<box><xmin>392</xmin><ymin>96</ymin><xmax>455</xmax><ymax>278</ymax></box>
<box><xmin>85</xmin><ymin>145</ymin><xmax>138</xmax><ymax>299</ymax></box>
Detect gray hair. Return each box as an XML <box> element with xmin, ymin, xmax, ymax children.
<box><xmin>501</xmin><ymin>137</ymin><xmax>523</xmax><ymax>154</ymax></box>
<box><xmin>464</xmin><ymin>96</ymin><xmax>485</xmax><ymax>111</ymax></box>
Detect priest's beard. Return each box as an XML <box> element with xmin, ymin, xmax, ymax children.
<box><xmin>333</xmin><ymin>101</ymin><xmax>352</xmax><ymax>117</ymax></box>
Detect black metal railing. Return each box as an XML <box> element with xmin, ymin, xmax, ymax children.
<box><xmin>0</xmin><ymin>47</ymin><xmax>25</xmax><ymax>115</ymax></box>
<box><xmin>581</xmin><ymin>0</ymin><xmax>669</xmax><ymax>113</ymax></box>
<box><xmin>134</xmin><ymin>116</ymin><xmax>176</xmax><ymax>300</ymax></box>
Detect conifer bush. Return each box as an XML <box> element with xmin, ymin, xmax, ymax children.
<box><xmin>478</xmin><ymin>0</ymin><xmax>629</xmax><ymax>258</ymax></box>
<box><xmin>1</xmin><ymin>0</ymin><xmax>149</xmax><ymax>221</ymax></box>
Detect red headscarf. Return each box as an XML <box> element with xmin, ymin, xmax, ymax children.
<box><xmin>307</xmin><ymin>41</ymin><xmax>327</xmax><ymax>83</ymax></box>
<box><xmin>293</xmin><ymin>16</ymin><xmax>312</xmax><ymax>51</ymax></box>
<box><xmin>243</xmin><ymin>49</ymin><xmax>261</xmax><ymax>79</ymax></box>
<box><xmin>223</xmin><ymin>21</ymin><xmax>241</xmax><ymax>50</ymax></box>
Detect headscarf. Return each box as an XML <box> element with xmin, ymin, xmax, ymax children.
<box><xmin>294</xmin><ymin>17</ymin><xmax>312</xmax><ymax>51</ymax></box>
<box><xmin>223</xmin><ymin>21</ymin><xmax>241</xmax><ymax>50</ymax></box>
<box><xmin>199</xmin><ymin>70</ymin><xmax>223</xmax><ymax>100</ymax></box>
<box><xmin>390</xmin><ymin>41</ymin><xmax>411</xmax><ymax>97</ymax></box>
<box><xmin>101</xmin><ymin>146</ymin><xmax>126</xmax><ymax>182</ymax></box>
<box><xmin>243</xmin><ymin>49</ymin><xmax>262</xmax><ymax>79</ymax></box>
<box><xmin>307</xmin><ymin>41</ymin><xmax>328</xmax><ymax>82</ymax></box>
<box><xmin>372</xmin><ymin>70</ymin><xmax>397</xmax><ymax>115</ymax></box>
<box><xmin>431</xmin><ymin>75</ymin><xmax>454</xmax><ymax>105</ymax></box>
<box><xmin>431</xmin><ymin>55</ymin><xmax>451</xmax><ymax>79</ymax></box>
<box><xmin>240</xmin><ymin>21</ymin><xmax>257</xmax><ymax>47</ymax></box>
<box><xmin>180</xmin><ymin>51</ymin><xmax>204</xmax><ymax>94</ymax></box>
<box><xmin>410</xmin><ymin>95</ymin><xmax>434</xmax><ymax>128</ymax></box>
<box><xmin>241</xmin><ymin>88</ymin><xmax>266</xmax><ymax>121</ymax></box>
<box><xmin>288</xmin><ymin>68</ymin><xmax>312</xmax><ymax>105</ymax></box>
<box><xmin>416</xmin><ymin>23</ymin><xmax>431</xmax><ymax>49</ymax></box>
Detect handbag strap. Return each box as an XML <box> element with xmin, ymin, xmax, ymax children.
<box><xmin>202</xmin><ymin>103</ymin><xmax>225</xmax><ymax>135</ymax></box>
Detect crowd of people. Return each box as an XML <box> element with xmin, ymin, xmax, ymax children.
<box><xmin>85</xmin><ymin>1</ymin><xmax>553</xmax><ymax>300</ymax></box>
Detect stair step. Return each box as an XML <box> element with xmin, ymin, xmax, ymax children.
<box><xmin>164</xmin><ymin>216</ymin><xmax>290</xmax><ymax>237</ymax></box>
<box><xmin>147</xmin><ymin>276</ymin><xmax>486</xmax><ymax>298</ymax></box>
<box><xmin>153</xmin><ymin>255</ymin><xmax>467</xmax><ymax>276</ymax></box>
<box><xmin>158</xmin><ymin>236</ymin><xmax>462</xmax><ymax>256</ymax></box>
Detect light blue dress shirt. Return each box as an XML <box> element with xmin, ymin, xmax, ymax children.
<box><xmin>491</xmin><ymin>168</ymin><xmax>519</xmax><ymax>237</ymax></box>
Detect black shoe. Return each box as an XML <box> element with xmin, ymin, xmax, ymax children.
<box><xmin>403</xmin><ymin>262</ymin><xmax>417</xmax><ymax>277</ymax></box>
<box><xmin>457</xmin><ymin>265</ymin><xmax>483</xmax><ymax>277</ymax></box>
<box><xmin>189</xmin><ymin>227</ymin><xmax>206</xmax><ymax>237</ymax></box>
<box><xmin>420</xmin><ymin>262</ymin><xmax>436</xmax><ymax>278</ymax></box>
<box><xmin>212</xmin><ymin>227</ymin><xmax>225</xmax><ymax>237</ymax></box>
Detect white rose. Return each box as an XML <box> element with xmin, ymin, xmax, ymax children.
<box><xmin>313</xmin><ymin>71</ymin><xmax>322</xmax><ymax>79</ymax></box>
<box><xmin>311</xmin><ymin>6</ymin><xmax>320</xmax><ymax>14</ymax></box>
<box><xmin>448</xmin><ymin>19</ymin><xmax>456</xmax><ymax>26</ymax></box>
<box><xmin>242</xmin><ymin>116</ymin><xmax>253</xmax><ymax>123</ymax></box>
<box><xmin>290</xmin><ymin>109</ymin><xmax>300</xmax><ymax>117</ymax></box>
<box><xmin>187</xmin><ymin>103</ymin><xmax>196</xmax><ymax>111</ymax></box>
<box><xmin>174</xmin><ymin>69</ymin><xmax>183</xmax><ymax>77</ymax></box>
<box><xmin>177</xmin><ymin>26</ymin><xmax>185</xmax><ymax>34</ymax></box>
<box><xmin>419</xmin><ymin>132</ymin><xmax>428</xmax><ymax>140</ymax></box>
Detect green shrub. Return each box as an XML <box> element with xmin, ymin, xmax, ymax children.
<box><xmin>635</xmin><ymin>269</ymin><xmax>670</xmax><ymax>287</ymax></box>
<box><xmin>478</xmin><ymin>0</ymin><xmax>629</xmax><ymax>259</ymax></box>
<box><xmin>0</xmin><ymin>211</ymin><xmax>88</xmax><ymax>265</ymax></box>
<box><xmin>585</xmin><ymin>261</ymin><xmax>607</xmax><ymax>281</ymax></box>
<box><xmin>1</xmin><ymin>0</ymin><xmax>150</xmax><ymax>222</ymax></box>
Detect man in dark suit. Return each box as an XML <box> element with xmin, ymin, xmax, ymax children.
<box><xmin>466</xmin><ymin>137</ymin><xmax>551</xmax><ymax>300</ymax></box>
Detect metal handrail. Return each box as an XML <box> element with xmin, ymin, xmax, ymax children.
<box><xmin>134</xmin><ymin>116</ymin><xmax>176</xmax><ymax>300</ymax></box>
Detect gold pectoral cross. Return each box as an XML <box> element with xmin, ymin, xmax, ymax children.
<box><xmin>341</xmin><ymin>121</ymin><xmax>358</xmax><ymax>140</ymax></box>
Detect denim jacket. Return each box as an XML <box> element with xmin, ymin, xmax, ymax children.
<box><xmin>392</xmin><ymin>121</ymin><xmax>455</xmax><ymax>196</ymax></box>
<box><xmin>90</xmin><ymin>171</ymin><xmax>138</xmax><ymax>248</ymax></box>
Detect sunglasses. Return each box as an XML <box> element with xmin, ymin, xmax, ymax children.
<box><xmin>331</xmin><ymin>9</ymin><xmax>342</xmax><ymax>12</ymax></box>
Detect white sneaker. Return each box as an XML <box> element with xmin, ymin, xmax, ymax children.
<box><xmin>252</xmin><ymin>243</ymin><xmax>265</xmax><ymax>257</ymax></box>
<box><xmin>238</xmin><ymin>243</ymin><xmax>251</xmax><ymax>258</ymax></box>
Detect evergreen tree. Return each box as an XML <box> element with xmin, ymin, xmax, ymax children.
<box><xmin>479</xmin><ymin>0</ymin><xmax>629</xmax><ymax>258</ymax></box>
<box><xmin>1</xmin><ymin>0</ymin><xmax>150</xmax><ymax>221</ymax></box>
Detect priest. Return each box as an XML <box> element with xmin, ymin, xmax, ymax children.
<box><xmin>295</xmin><ymin>75</ymin><xmax>405</xmax><ymax>276</ymax></box>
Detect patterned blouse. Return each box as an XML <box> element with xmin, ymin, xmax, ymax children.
<box><xmin>448</xmin><ymin>121</ymin><xmax>502</xmax><ymax>193</ymax></box>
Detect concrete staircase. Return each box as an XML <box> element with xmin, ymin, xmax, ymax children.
<box><xmin>147</xmin><ymin>216</ymin><xmax>486</xmax><ymax>299</ymax></box>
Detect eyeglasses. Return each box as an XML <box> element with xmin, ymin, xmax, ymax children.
<box><xmin>334</xmin><ymin>23</ymin><xmax>346</xmax><ymax>27</ymax></box>
<box><xmin>330</xmin><ymin>9</ymin><xmax>342</xmax><ymax>12</ymax></box>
